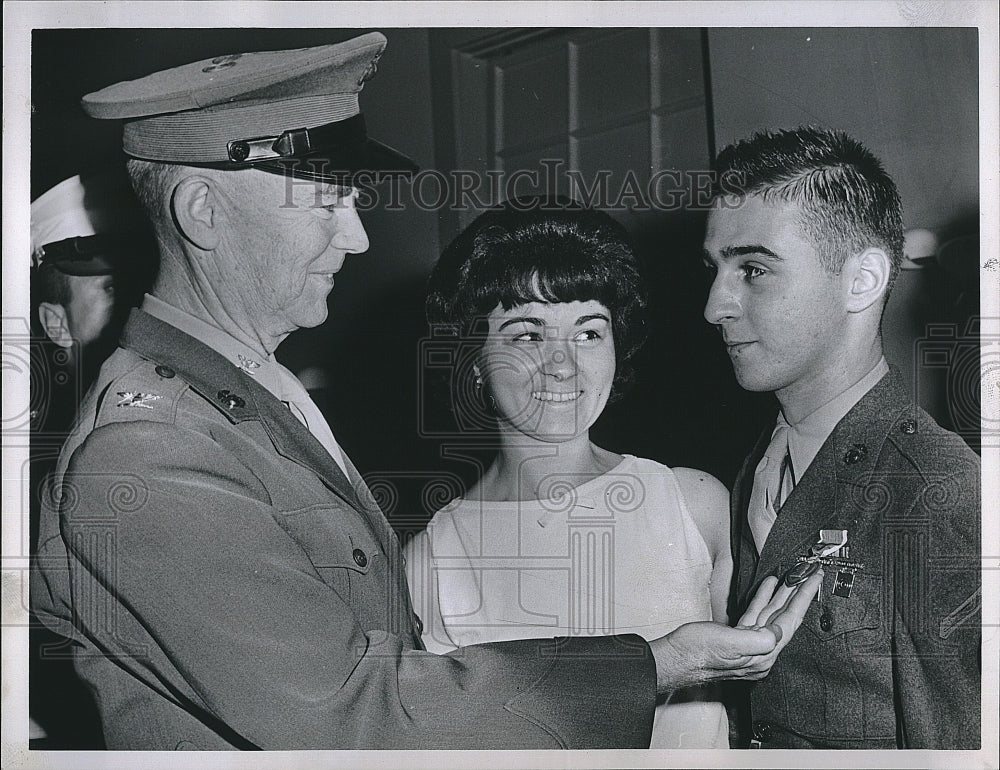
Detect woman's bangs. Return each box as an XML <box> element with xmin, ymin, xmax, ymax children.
<box><xmin>493</xmin><ymin>253</ymin><xmax>608</xmax><ymax>311</ymax></box>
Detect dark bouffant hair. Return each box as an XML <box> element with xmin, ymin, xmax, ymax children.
<box><xmin>426</xmin><ymin>197</ymin><xmax>647</xmax><ymax>400</ymax></box>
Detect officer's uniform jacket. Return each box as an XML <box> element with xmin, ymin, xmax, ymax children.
<box><xmin>32</xmin><ymin>309</ymin><xmax>656</xmax><ymax>750</ymax></box>
<box><xmin>730</xmin><ymin>369</ymin><xmax>980</xmax><ymax>749</ymax></box>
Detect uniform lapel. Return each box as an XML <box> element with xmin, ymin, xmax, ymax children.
<box><xmin>246</xmin><ymin>385</ymin><xmax>361</xmax><ymax>507</ymax></box>
<box><xmin>338</xmin><ymin>446</ymin><xmax>400</xmax><ymax>555</ymax></box>
<box><xmin>750</xmin><ymin>370</ymin><xmax>905</xmax><ymax>592</ymax></box>
<box><xmin>733</xmin><ymin>424</ymin><xmax>772</xmax><ymax>605</ymax></box>
<box><xmin>754</xmin><ymin>445</ymin><xmax>837</xmax><ymax>584</ymax></box>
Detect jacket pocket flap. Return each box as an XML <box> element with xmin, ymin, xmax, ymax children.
<box><xmin>274</xmin><ymin>504</ymin><xmax>376</xmax><ymax>575</ymax></box>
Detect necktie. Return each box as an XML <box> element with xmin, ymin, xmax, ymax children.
<box><xmin>748</xmin><ymin>420</ymin><xmax>794</xmax><ymax>551</ymax></box>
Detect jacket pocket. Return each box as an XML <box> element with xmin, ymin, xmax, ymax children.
<box><xmin>776</xmin><ymin>566</ymin><xmax>896</xmax><ymax>741</ymax></box>
<box><xmin>273</xmin><ymin>504</ymin><xmax>377</xmax><ymax>607</ymax></box>
<box><xmin>803</xmin><ymin>566</ymin><xmax>880</xmax><ymax>641</ymax></box>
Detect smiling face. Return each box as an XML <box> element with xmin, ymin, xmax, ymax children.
<box><xmin>478</xmin><ymin>299</ymin><xmax>616</xmax><ymax>444</ymax></box>
<box><xmin>702</xmin><ymin>193</ymin><xmax>852</xmax><ymax>406</ymax></box>
<box><xmin>214</xmin><ymin>172</ymin><xmax>370</xmax><ymax>344</ymax></box>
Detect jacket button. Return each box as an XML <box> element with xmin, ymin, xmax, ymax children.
<box><xmin>752</xmin><ymin>721</ymin><xmax>772</xmax><ymax>742</ymax></box>
<box><xmin>352</xmin><ymin>548</ymin><xmax>368</xmax><ymax>568</ymax></box>
<box><xmin>843</xmin><ymin>444</ymin><xmax>867</xmax><ymax>464</ymax></box>
<box><xmin>155</xmin><ymin>365</ymin><xmax>175</xmax><ymax>379</ymax></box>
<box><xmin>820</xmin><ymin>611</ymin><xmax>833</xmax><ymax>632</ymax></box>
<box><xmin>899</xmin><ymin>419</ymin><xmax>916</xmax><ymax>434</ymax></box>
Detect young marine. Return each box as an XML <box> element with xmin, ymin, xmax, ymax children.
<box><xmin>703</xmin><ymin>126</ymin><xmax>981</xmax><ymax>749</ymax></box>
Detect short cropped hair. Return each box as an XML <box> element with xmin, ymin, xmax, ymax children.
<box><xmin>426</xmin><ymin>198</ymin><xmax>647</xmax><ymax>399</ymax></box>
<box><xmin>714</xmin><ymin>127</ymin><xmax>904</xmax><ymax>287</ymax></box>
<box><xmin>126</xmin><ymin>158</ymin><xmax>184</xmax><ymax>225</ymax></box>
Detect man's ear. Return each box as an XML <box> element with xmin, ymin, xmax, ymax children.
<box><xmin>171</xmin><ymin>175</ymin><xmax>221</xmax><ymax>251</ymax></box>
<box><xmin>38</xmin><ymin>302</ymin><xmax>73</xmax><ymax>348</ymax></box>
<box><xmin>844</xmin><ymin>247</ymin><xmax>891</xmax><ymax>313</ymax></box>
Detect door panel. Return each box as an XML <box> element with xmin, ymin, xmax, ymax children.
<box><xmin>431</xmin><ymin>28</ymin><xmax>711</xmax><ymax>239</ymax></box>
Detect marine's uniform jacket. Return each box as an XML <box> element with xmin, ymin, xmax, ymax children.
<box><xmin>32</xmin><ymin>310</ymin><xmax>656</xmax><ymax>750</ymax></box>
<box><xmin>730</xmin><ymin>370</ymin><xmax>980</xmax><ymax>749</ymax></box>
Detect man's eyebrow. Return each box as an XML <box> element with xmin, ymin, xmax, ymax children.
<box><xmin>720</xmin><ymin>244</ymin><xmax>782</xmax><ymax>260</ymax></box>
<box><xmin>498</xmin><ymin>316</ymin><xmax>544</xmax><ymax>331</ymax></box>
<box><xmin>575</xmin><ymin>313</ymin><xmax>610</xmax><ymax>325</ymax></box>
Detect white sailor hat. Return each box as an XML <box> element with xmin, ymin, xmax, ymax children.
<box><xmin>31</xmin><ymin>173</ymin><xmax>146</xmax><ymax>276</ymax></box>
<box><xmin>81</xmin><ymin>32</ymin><xmax>418</xmax><ymax>182</ymax></box>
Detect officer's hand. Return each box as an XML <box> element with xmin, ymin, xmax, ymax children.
<box><xmin>647</xmin><ymin>571</ymin><xmax>821</xmax><ymax>695</ymax></box>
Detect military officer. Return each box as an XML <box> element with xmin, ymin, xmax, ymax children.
<box><xmin>703</xmin><ymin>126</ymin><xmax>981</xmax><ymax>749</ymax></box>
<box><xmin>32</xmin><ymin>33</ymin><xmax>821</xmax><ymax>750</ymax></box>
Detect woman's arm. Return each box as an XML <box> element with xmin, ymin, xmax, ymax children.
<box><xmin>672</xmin><ymin>468</ymin><xmax>733</xmax><ymax>624</ymax></box>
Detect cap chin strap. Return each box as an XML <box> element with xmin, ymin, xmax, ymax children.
<box><xmin>226</xmin><ymin>113</ymin><xmax>367</xmax><ymax>164</ymax></box>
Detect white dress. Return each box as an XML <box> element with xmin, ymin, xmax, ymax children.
<box><xmin>405</xmin><ymin>455</ymin><xmax>730</xmax><ymax>748</ymax></box>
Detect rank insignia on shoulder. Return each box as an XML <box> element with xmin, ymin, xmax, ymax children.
<box><xmin>117</xmin><ymin>391</ymin><xmax>162</xmax><ymax>409</ymax></box>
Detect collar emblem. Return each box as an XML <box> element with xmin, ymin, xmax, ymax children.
<box><xmin>117</xmin><ymin>391</ymin><xmax>162</xmax><ymax>409</ymax></box>
<box><xmin>237</xmin><ymin>354</ymin><xmax>261</xmax><ymax>375</ymax></box>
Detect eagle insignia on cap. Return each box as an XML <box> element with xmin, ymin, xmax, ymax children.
<box><xmin>202</xmin><ymin>54</ymin><xmax>242</xmax><ymax>74</ymax></box>
<box><xmin>358</xmin><ymin>54</ymin><xmax>381</xmax><ymax>87</ymax></box>
<box><xmin>117</xmin><ymin>391</ymin><xmax>162</xmax><ymax>409</ymax></box>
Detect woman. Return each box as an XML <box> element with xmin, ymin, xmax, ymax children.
<box><xmin>405</xmin><ymin>200</ymin><xmax>732</xmax><ymax>748</ymax></box>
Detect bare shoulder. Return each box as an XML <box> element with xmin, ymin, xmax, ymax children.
<box><xmin>671</xmin><ymin>467</ymin><xmax>729</xmax><ymax>513</ymax></box>
<box><xmin>671</xmin><ymin>467</ymin><xmax>730</xmax><ymax>556</ymax></box>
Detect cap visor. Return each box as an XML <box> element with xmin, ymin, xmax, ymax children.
<box><xmin>50</xmin><ymin>254</ymin><xmax>118</xmax><ymax>277</ymax></box>
<box><xmin>256</xmin><ymin>138</ymin><xmax>418</xmax><ymax>183</ymax></box>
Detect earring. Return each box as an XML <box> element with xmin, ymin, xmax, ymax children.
<box><xmin>473</xmin><ymin>371</ymin><xmax>483</xmax><ymax>390</ymax></box>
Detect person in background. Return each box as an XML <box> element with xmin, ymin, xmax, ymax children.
<box><xmin>703</xmin><ymin>126</ymin><xmax>981</xmax><ymax>749</ymax></box>
<box><xmin>29</xmin><ymin>171</ymin><xmax>156</xmax><ymax>747</ymax></box>
<box><xmin>31</xmin><ymin>171</ymin><xmax>155</xmax><ymax>424</ymax></box>
<box><xmin>406</xmin><ymin>199</ymin><xmax>732</xmax><ymax>748</ymax></box>
<box><xmin>32</xmin><ymin>34</ymin><xmax>820</xmax><ymax>750</ymax></box>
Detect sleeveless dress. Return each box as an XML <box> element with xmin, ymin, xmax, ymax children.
<box><xmin>405</xmin><ymin>455</ymin><xmax>729</xmax><ymax>748</ymax></box>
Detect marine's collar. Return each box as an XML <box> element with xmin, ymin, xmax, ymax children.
<box><xmin>120</xmin><ymin>307</ymin><xmax>264</xmax><ymax>423</ymax></box>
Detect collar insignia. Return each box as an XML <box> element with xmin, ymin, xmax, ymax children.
<box><xmin>117</xmin><ymin>391</ymin><xmax>162</xmax><ymax>409</ymax></box>
<box><xmin>237</xmin><ymin>354</ymin><xmax>261</xmax><ymax>375</ymax></box>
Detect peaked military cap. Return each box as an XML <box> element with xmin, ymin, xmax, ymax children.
<box><xmin>31</xmin><ymin>173</ymin><xmax>146</xmax><ymax>276</ymax></box>
<box><xmin>81</xmin><ymin>32</ymin><xmax>418</xmax><ymax>182</ymax></box>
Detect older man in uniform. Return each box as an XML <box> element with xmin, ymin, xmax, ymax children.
<box><xmin>703</xmin><ymin>127</ymin><xmax>981</xmax><ymax>749</ymax></box>
<box><xmin>32</xmin><ymin>34</ymin><xmax>820</xmax><ymax>750</ymax></box>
